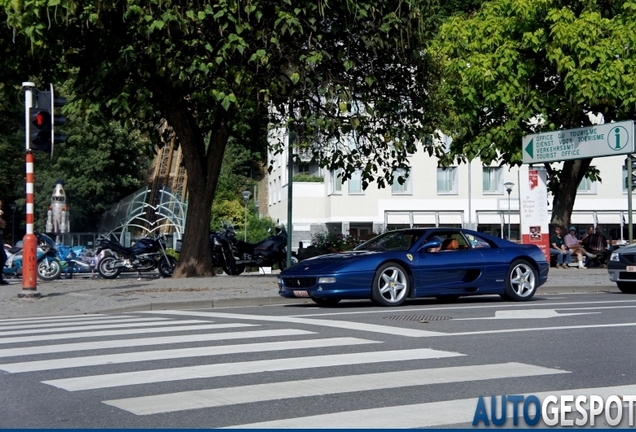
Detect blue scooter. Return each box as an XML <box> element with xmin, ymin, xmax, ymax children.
<box><xmin>3</xmin><ymin>232</ymin><xmax>63</xmax><ymax>281</ymax></box>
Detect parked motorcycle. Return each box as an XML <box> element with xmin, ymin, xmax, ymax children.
<box><xmin>3</xmin><ymin>232</ymin><xmax>63</xmax><ymax>281</ymax></box>
<box><xmin>95</xmin><ymin>234</ymin><xmax>177</xmax><ymax>279</ymax></box>
<box><xmin>210</xmin><ymin>222</ymin><xmax>298</xmax><ymax>275</ymax></box>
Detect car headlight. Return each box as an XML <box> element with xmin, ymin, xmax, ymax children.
<box><xmin>318</xmin><ymin>277</ymin><xmax>337</xmax><ymax>284</ymax></box>
<box><xmin>610</xmin><ymin>252</ymin><xmax>620</xmax><ymax>261</ymax></box>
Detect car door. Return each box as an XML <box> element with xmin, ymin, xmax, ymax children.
<box><xmin>412</xmin><ymin>231</ymin><xmax>485</xmax><ymax>295</ymax></box>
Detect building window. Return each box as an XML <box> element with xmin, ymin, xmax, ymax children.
<box><xmin>392</xmin><ymin>169</ymin><xmax>412</xmax><ymax>194</ymax></box>
<box><xmin>348</xmin><ymin>170</ymin><xmax>363</xmax><ymax>194</ymax></box>
<box><xmin>437</xmin><ymin>167</ymin><xmax>458</xmax><ymax>194</ymax></box>
<box><xmin>330</xmin><ymin>170</ymin><xmax>342</xmax><ymax>194</ymax></box>
<box><xmin>483</xmin><ymin>167</ymin><xmax>503</xmax><ymax>194</ymax></box>
<box><xmin>578</xmin><ymin>167</ymin><xmax>597</xmax><ymax>194</ymax></box>
<box><xmin>297</xmin><ymin>163</ymin><xmax>310</xmax><ymax>175</ymax></box>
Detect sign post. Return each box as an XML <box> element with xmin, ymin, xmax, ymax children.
<box><xmin>522</xmin><ymin>121</ymin><xmax>635</xmax><ymax>164</ymax></box>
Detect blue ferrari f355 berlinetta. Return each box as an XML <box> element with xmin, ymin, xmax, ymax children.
<box><xmin>278</xmin><ymin>228</ymin><xmax>549</xmax><ymax>307</ymax></box>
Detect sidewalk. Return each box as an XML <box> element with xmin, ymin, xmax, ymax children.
<box><xmin>0</xmin><ymin>266</ymin><xmax>617</xmax><ymax>319</ymax></box>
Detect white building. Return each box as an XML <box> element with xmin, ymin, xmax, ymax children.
<box><xmin>264</xmin><ymin>137</ymin><xmax>633</xmax><ymax>250</ymax></box>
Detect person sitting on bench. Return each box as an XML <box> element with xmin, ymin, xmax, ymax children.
<box><xmin>581</xmin><ymin>225</ymin><xmax>610</xmax><ymax>267</ymax></box>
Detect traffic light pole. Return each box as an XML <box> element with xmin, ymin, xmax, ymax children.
<box><xmin>20</xmin><ymin>82</ymin><xmax>40</xmax><ymax>298</ymax></box>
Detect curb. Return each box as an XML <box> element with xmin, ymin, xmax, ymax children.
<box><xmin>97</xmin><ymin>296</ymin><xmax>309</xmax><ymax>314</ymax></box>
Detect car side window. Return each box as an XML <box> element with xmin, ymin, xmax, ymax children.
<box><xmin>430</xmin><ymin>232</ymin><xmax>469</xmax><ymax>251</ymax></box>
<box><xmin>465</xmin><ymin>233</ymin><xmax>493</xmax><ymax>249</ymax></box>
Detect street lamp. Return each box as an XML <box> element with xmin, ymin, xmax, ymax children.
<box><xmin>9</xmin><ymin>202</ymin><xmax>16</xmax><ymax>246</ymax></box>
<box><xmin>504</xmin><ymin>181</ymin><xmax>515</xmax><ymax>240</ymax></box>
<box><xmin>242</xmin><ymin>190</ymin><xmax>251</xmax><ymax>242</ymax></box>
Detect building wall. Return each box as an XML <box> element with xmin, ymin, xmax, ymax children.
<box><xmin>265</xmin><ymin>131</ymin><xmax>632</xmax><ymax>250</ymax></box>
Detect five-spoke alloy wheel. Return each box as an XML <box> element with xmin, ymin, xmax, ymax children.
<box><xmin>502</xmin><ymin>259</ymin><xmax>538</xmax><ymax>301</ymax></box>
<box><xmin>371</xmin><ymin>263</ymin><xmax>409</xmax><ymax>306</ymax></box>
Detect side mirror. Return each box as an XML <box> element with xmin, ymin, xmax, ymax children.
<box><xmin>417</xmin><ymin>240</ymin><xmax>441</xmax><ymax>253</ymax></box>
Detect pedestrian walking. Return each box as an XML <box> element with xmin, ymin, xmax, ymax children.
<box><xmin>550</xmin><ymin>225</ymin><xmax>571</xmax><ymax>269</ymax></box>
<box><xmin>0</xmin><ymin>201</ymin><xmax>9</xmax><ymax>285</ymax></box>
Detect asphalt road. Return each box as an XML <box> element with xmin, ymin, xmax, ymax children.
<box><xmin>1</xmin><ymin>290</ymin><xmax>635</xmax><ymax>428</ymax></box>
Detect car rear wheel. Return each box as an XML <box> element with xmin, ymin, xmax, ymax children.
<box><xmin>371</xmin><ymin>263</ymin><xmax>409</xmax><ymax>306</ymax></box>
<box><xmin>501</xmin><ymin>259</ymin><xmax>537</xmax><ymax>301</ymax></box>
<box><xmin>311</xmin><ymin>298</ymin><xmax>341</xmax><ymax>306</ymax></box>
<box><xmin>617</xmin><ymin>282</ymin><xmax>636</xmax><ymax>293</ymax></box>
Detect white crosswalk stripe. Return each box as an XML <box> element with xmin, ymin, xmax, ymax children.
<box><xmin>0</xmin><ymin>318</ymin><xmax>193</xmax><ymax>337</ymax></box>
<box><xmin>0</xmin><ymin>314</ymin><xmax>135</xmax><ymax>324</ymax></box>
<box><xmin>0</xmin><ymin>322</ymin><xmax>245</xmax><ymax>345</ymax></box>
<box><xmin>225</xmin><ymin>385</ymin><xmax>636</xmax><ymax>429</ymax></box>
<box><xmin>0</xmin><ymin>327</ymin><xmax>299</xmax><ymax>358</ymax></box>
<box><xmin>43</xmin><ymin>348</ymin><xmax>464</xmax><ymax>391</ymax></box>
<box><xmin>0</xmin><ymin>314</ymin><xmax>137</xmax><ymax>327</ymax></box>
<box><xmin>1</xmin><ymin>311</ymin><xmax>610</xmax><ymax>428</ymax></box>
<box><xmin>0</xmin><ymin>316</ymin><xmax>172</xmax><ymax>331</ymax></box>
<box><xmin>103</xmin><ymin>362</ymin><xmax>566</xmax><ymax>415</ymax></box>
<box><xmin>0</xmin><ymin>336</ymin><xmax>374</xmax><ymax>373</ymax></box>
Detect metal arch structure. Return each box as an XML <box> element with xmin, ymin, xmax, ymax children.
<box><xmin>98</xmin><ymin>185</ymin><xmax>187</xmax><ymax>246</ymax></box>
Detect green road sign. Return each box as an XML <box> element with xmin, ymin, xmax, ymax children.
<box><xmin>522</xmin><ymin>120</ymin><xmax>635</xmax><ymax>164</ymax></box>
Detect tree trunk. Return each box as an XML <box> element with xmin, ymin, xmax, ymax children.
<box><xmin>154</xmin><ymin>84</ymin><xmax>230</xmax><ymax>277</ymax></box>
<box><xmin>549</xmin><ymin>158</ymin><xmax>592</xmax><ymax>230</ymax></box>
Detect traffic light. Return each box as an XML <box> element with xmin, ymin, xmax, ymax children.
<box><xmin>625</xmin><ymin>155</ymin><xmax>636</xmax><ymax>191</ymax></box>
<box><xmin>29</xmin><ymin>95</ymin><xmax>52</xmax><ymax>153</ymax></box>
<box><xmin>28</xmin><ymin>84</ymin><xmax>67</xmax><ymax>158</ymax></box>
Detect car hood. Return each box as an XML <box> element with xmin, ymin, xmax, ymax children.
<box><xmin>284</xmin><ymin>250</ymin><xmax>380</xmax><ymax>274</ymax></box>
<box><xmin>617</xmin><ymin>243</ymin><xmax>636</xmax><ymax>254</ymax></box>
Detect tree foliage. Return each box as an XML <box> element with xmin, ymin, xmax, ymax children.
<box><xmin>430</xmin><ymin>0</ymin><xmax>636</xmax><ymax>229</ymax></box>
<box><xmin>2</xmin><ymin>0</ymin><xmax>444</xmax><ymax>277</ymax></box>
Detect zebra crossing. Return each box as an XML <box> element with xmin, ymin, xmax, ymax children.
<box><xmin>0</xmin><ymin>310</ymin><xmax>588</xmax><ymax>428</ymax></box>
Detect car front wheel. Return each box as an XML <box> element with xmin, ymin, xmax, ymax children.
<box><xmin>501</xmin><ymin>259</ymin><xmax>537</xmax><ymax>301</ymax></box>
<box><xmin>371</xmin><ymin>263</ymin><xmax>409</xmax><ymax>306</ymax></box>
<box><xmin>617</xmin><ymin>282</ymin><xmax>636</xmax><ymax>293</ymax></box>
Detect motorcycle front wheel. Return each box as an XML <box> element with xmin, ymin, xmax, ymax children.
<box><xmin>37</xmin><ymin>260</ymin><xmax>62</xmax><ymax>281</ymax></box>
<box><xmin>158</xmin><ymin>256</ymin><xmax>177</xmax><ymax>277</ymax></box>
<box><xmin>98</xmin><ymin>256</ymin><xmax>122</xmax><ymax>279</ymax></box>
<box><xmin>278</xmin><ymin>255</ymin><xmax>299</xmax><ymax>271</ymax></box>
<box><xmin>222</xmin><ymin>263</ymin><xmax>245</xmax><ymax>276</ymax></box>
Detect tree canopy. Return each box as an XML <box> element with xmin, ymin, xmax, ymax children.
<box><xmin>2</xmin><ymin>0</ymin><xmax>445</xmax><ymax>276</ymax></box>
<box><xmin>429</xmin><ymin>0</ymin><xmax>636</xmax><ymax>228</ymax></box>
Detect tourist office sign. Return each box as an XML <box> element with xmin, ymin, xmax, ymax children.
<box><xmin>522</xmin><ymin>120</ymin><xmax>635</xmax><ymax>164</ymax></box>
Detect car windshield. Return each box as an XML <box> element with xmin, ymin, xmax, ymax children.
<box><xmin>355</xmin><ymin>230</ymin><xmax>424</xmax><ymax>252</ymax></box>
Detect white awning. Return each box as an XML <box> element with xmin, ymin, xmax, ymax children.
<box><xmin>503</xmin><ymin>213</ymin><xmax>520</xmax><ymax>224</ymax></box>
<box><xmin>438</xmin><ymin>213</ymin><xmax>464</xmax><ymax>225</ymax></box>
<box><xmin>413</xmin><ymin>214</ymin><xmax>437</xmax><ymax>225</ymax></box>
<box><xmin>571</xmin><ymin>213</ymin><xmax>595</xmax><ymax>224</ymax></box>
<box><xmin>596</xmin><ymin>213</ymin><xmax>623</xmax><ymax>224</ymax></box>
<box><xmin>477</xmin><ymin>213</ymin><xmax>503</xmax><ymax>224</ymax></box>
<box><xmin>386</xmin><ymin>213</ymin><xmax>411</xmax><ymax>224</ymax></box>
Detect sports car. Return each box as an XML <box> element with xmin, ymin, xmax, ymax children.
<box><xmin>278</xmin><ymin>227</ymin><xmax>549</xmax><ymax>306</ymax></box>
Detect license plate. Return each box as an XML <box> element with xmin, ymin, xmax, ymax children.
<box><xmin>293</xmin><ymin>290</ymin><xmax>309</xmax><ymax>298</ymax></box>
<box><xmin>627</xmin><ymin>266</ymin><xmax>636</xmax><ymax>272</ymax></box>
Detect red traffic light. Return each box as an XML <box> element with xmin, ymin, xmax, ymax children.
<box><xmin>35</xmin><ymin>112</ymin><xmax>45</xmax><ymax>127</ymax></box>
<box><xmin>31</xmin><ymin>110</ymin><xmax>51</xmax><ymax>128</ymax></box>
